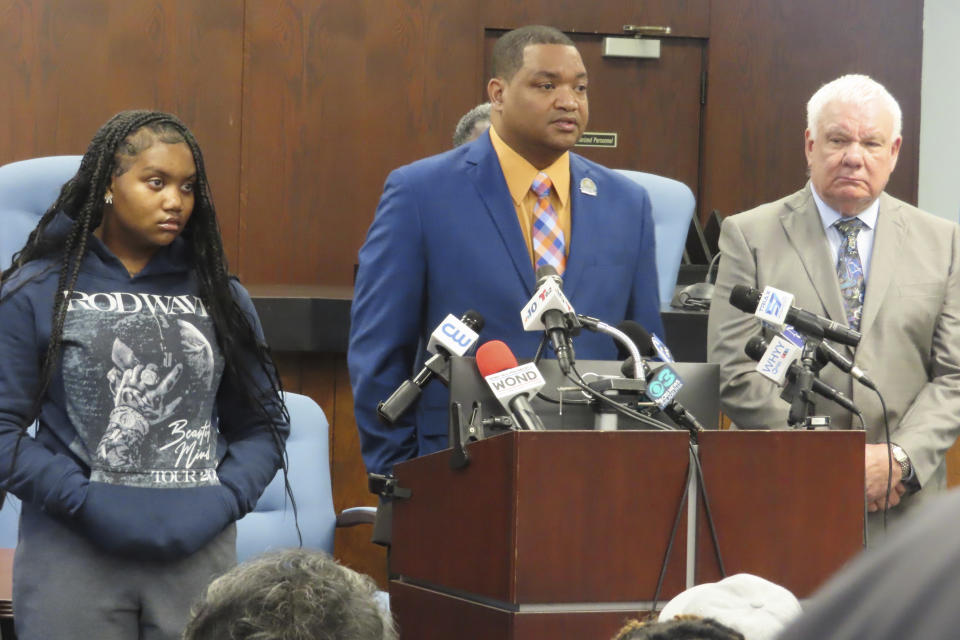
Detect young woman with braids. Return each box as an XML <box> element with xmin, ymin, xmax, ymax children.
<box><xmin>0</xmin><ymin>110</ymin><xmax>289</xmax><ymax>639</ymax></box>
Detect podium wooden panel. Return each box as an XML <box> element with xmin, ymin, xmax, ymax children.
<box><xmin>391</xmin><ymin>431</ymin><xmax>691</xmax><ymax>604</ymax></box>
<box><xmin>694</xmin><ymin>430</ymin><xmax>864</xmax><ymax>596</ymax></box>
<box><xmin>390</xmin><ymin>429</ymin><xmax>865</xmax><ymax>639</ymax></box>
<box><xmin>391</xmin><ymin>581</ymin><xmax>636</xmax><ymax>640</ymax></box>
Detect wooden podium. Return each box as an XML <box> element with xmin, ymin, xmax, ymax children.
<box><xmin>389</xmin><ymin>430</ymin><xmax>864</xmax><ymax>640</ymax></box>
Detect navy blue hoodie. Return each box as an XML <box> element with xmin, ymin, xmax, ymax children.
<box><xmin>0</xmin><ymin>213</ymin><xmax>288</xmax><ymax>560</ymax></box>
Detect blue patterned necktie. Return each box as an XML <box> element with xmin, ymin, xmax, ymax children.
<box><xmin>834</xmin><ymin>218</ymin><xmax>866</xmax><ymax>331</ymax></box>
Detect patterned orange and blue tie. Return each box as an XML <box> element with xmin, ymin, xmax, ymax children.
<box><xmin>531</xmin><ymin>172</ymin><xmax>566</xmax><ymax>275</ymax></box>
<box><xmin>834</xmin><ymin>217</ymin><xmax>865</xmax><ymax>330</ymax></box>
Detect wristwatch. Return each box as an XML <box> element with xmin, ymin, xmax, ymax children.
<box><xmin>891</xmin><ymin>444</ymin><xmax>912</xmax><ymax>481</ymax></box>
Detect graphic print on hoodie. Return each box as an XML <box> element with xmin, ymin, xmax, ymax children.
<box><xmin>61</xmin><ymin>289</ymin><xmax>225</xmax><ymax>488</ymax></box>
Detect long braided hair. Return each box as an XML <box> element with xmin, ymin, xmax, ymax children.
<box><xmin>1</xmin><ymin>110</ymin><xmax>293</xmax><ymax>524</ymax></box>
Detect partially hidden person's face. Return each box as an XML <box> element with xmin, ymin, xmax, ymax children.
<box><xmin>490</xmin><ymin>43</ymin><xmax>589</xmax><ymax>167</ymax></box>
<box><xmin>805</xmin><ymin>99</ymin><xmax>901</xmax><ymax>216</ymax></box>
<box><xmin>102</xmin><ymin>139</ymin><xmax>196</xmax><ymax>269</ymax></box>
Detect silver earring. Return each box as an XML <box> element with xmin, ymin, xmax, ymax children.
<box><xmin>104</xmin><ymin>193</ymin><xmax>113</xmax><ymax>205</ymax></box>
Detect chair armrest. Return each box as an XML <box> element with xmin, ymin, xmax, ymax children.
<box><xmin>336</xmin><ymin>506</ymin><xmax>377</xmax><ymax>528</ymax></box>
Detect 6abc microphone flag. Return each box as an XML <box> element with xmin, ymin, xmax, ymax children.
<box><xmin>729</xmin><ymin>284</ymin><xmax>861</xmax><ymax>347</ymax></box>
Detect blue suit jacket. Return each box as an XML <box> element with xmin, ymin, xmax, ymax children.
<box><xmin>348</xmin><ymin>132</ymin><xmax>664</xmax><ymax>474</ymax></box>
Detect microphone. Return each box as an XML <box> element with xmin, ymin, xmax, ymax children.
<box><xmin>748</xmin><ymin>333</ymin><xmax>802</xmax><ymax>386</ymax></box>
<box><xmin>729</xmin><ymin>285</ymin><xmax>861</xmax><ymax>347</ymax></box>
<box><xmin>617</xmin><ymin>320</ymin><xmax>673</xmax><ymax>378</ymax></box>
<box><xmin>475</xmin><ymin>340</ymin><xmax>546</xmax><ymax>431</ymax></box>
<box><xmin>614</xmin><ymin>320</ymin><xmax>674</xmax><ymax>363</ymax></box>
<box><xmin>744</xmin><ymin>335</ymin><xmax>860</xmax><ymax>414</ymax></box>
<box><xmin>521</xmin><ymin>265</ymin><xmax>577</xmax><ymax>374</ymax></box>
<box><xmin>426</xmin><ymin>311</ymin><xmax>483</xmax><ymax>356</ymax></box>
<box><xmin>577</xmin><ymin>315</ymin><xmax>645</xmax><ymax>384</ymax></box>
<box><xmin>816</xmin><ymin>341</ymin><xmax>877</xmax><ymax>390</ymax></box>
<box><xmin>616</xmin><ymin>321</ymin><xmax>705</xmax><ymax>433</ymax></box>
<box><xmin>377</xmin><ymin>310</ymin><xmax>484</xmax><ymax>424</ymax></box>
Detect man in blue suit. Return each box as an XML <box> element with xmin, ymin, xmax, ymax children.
<box><xmin>349</xmin><ymin>25</ymin><xmax>664</xmax><ymax>476</ymax></box>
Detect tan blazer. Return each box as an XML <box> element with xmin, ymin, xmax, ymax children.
<box><xmin>708</xmin><ymin>185</ymin><xmax>960</xmax><ymax>522</ymax></box>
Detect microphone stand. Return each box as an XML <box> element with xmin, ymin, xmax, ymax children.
<box><xmin>448</xmin><ymin>402</ymin><xmax>474</xmax><ymax>470</ymax></box>
<box><xmin>377</xmin><ymin>352</ymin><xmax>452</xmax><ymax>424</ymax></box>
<box><xmin>785</xmin><ymin>338</ymin><xmax>828</xmax><ymax>429</ymax></box>
<box><xmin>576</xmin><ymin>315</ymin><xmax>646</xmax><ymax>386</ymax></box>
<box><xmin>574</xmin><ymin>315</ymin><xmax>648</xmax><ymax>431</ymax></box>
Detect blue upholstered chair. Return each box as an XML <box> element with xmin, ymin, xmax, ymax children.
<box><xmin>0</xmin><ymin>498</ymin><xmax>18</xmax><ymax>549</ymax></box>
<box><xmin>614</xmin><ymin>170</ymin><xmax>696</xmax><ymax>309</ymax></box>
<box><xmin>235</xmin><ymin>392</ymin><xmax>375</xmax><ymax>562</ymax></box>
<box><xmin>235</xmin><ymin>392</ymin><xmax>385</xmax><ymax>611</ymax></box>
<box><xmin>0</xmin><ymin>156</ymin><xmax>82</xmax><ymax>548</ymax></box>
<box><xmin>0</xmin><ymin>156</ymin><xmax>82</xmax><ymax>272</ymax></box>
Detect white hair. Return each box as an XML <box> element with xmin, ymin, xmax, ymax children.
<box><xmin>453</xmin><ymin>102</ymin><xmax>492</xmax><ymax>147</ymax></box>
<box><xmin>806</xmin><ymin>74</ymin><xmax>902</xmax><ymax>140</ymax></box>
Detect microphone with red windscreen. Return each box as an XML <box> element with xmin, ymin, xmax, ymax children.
<box><xmin>475</xmin><ymin>340</ymin><xmax>546</xmax><ymax>431</ymax></box>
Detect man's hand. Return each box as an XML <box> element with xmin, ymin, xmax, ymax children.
<box><xmin>865</xmin><ymin>443</ymin><xmax>906</xmax><ymax>512</ymax></box>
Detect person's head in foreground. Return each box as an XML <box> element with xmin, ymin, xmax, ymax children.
<box><xmin>612</xmin><ymin>615</ymin><xmax>745</xmax><ymax>640</ymax></box>
<box><xmin>656</xmin><ymin>573</ymin><xmax>802</xmax><ymax>640</ymax></box>
<box><xmin>182</xmin><ymin>548</ymin><xmax>397</xmax><ymax>640</ymax></box>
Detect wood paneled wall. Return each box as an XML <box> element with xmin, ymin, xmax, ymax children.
<box><xmin>2</xmin><ymin>1</ymin><xmax>923</xmax><ymax>286</ymax></box>
<box><xmin>0</xmin><ymin>0</ymin><xmax>245</xmax><ymax>261</ymax></box>
<box><xmin>702</xmin><ymin>1</ymin><xmax>922</xmax><ymax>218</ymax></box>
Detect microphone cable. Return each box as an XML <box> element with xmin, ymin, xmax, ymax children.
<box><xmin>691</xmin><ymin>443</ymin><xmax>726</xmax><ymax>581</ymax></box>
<box><xmin>529</xmin><ymin>333</ymin><xmax>591</xmax><ymax>406</ymax></box>
<box><xmin>876</xmin><ymin>389</ymin><xmax>893</xmax><ymax>534</ymax></box>
<box><xmin>651</xmin><ymin>441</ymin><xmax>728</xmax><ymax>616</ymax></box>
<box><xmin>646</xmin><ymin>442</ymin><xmax>727</xmax><ymax>618</ymax></box>
<box><xmin>650</xmin><ymin>452</ymin><xmax>692</xmax><ymax>617</ymax></box>
<box><xmin>552</xmin><ymin>364</ymin><xmax>726</xmax><ymax>614</ymax></box>
<box><xmin>532</xmin><ymin>332</ymin><xmax>548</xmax><ymax>366</ymax></box>
<box><xmin>677</xmin><ymin>250</ymin><xmax>722</xmax><ymax>311</ymax></box>
<box><xmin>565</xmin><ymin>363</ymin><xmax>674</xmax><ymax>432</ymax></box>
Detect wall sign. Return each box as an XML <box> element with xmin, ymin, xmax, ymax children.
<box><xmin>575</xmin><ymin>132</ymin><xmax>618</xmax><ymax>148</ymax></box>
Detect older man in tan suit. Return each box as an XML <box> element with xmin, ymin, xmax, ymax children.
<box><xmin>708</xmin><ymin>74</ymin><xmax>960</xmax><ymax>538</ymax></box>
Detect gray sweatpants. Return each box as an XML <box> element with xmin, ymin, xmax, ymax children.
<box><xmin>13</xmin><ymin>502</ymin><xmax>236</xmax><ymax>640</ymax></box>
